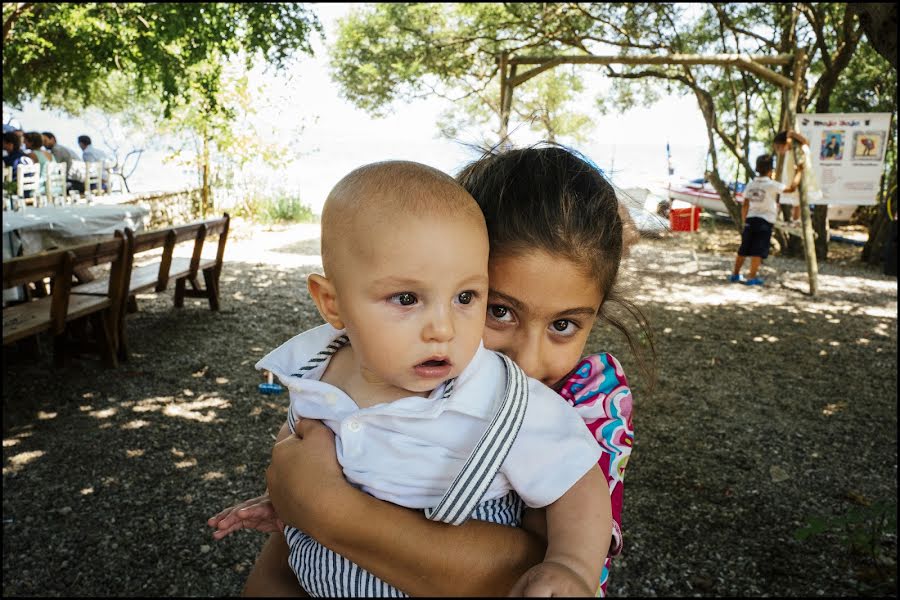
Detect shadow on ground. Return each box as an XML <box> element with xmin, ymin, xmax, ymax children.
<box><xmin>2</xmin><ymin>232</ymin><xmax>897</xmax><ymax>597</ymax></box>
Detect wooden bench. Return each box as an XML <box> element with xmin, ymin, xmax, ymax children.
<box><xmin>71</xmin><ymin>213</ymin><xmax>230</xmax><ymax>360</ymax></box>
<box><xmin>3</xmin><ymin>229</ymin><xmax>133</xmax><ymax>367</ymax></box>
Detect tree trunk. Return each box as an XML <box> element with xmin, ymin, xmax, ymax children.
<box><xmin>850</xmin><ymin>3</ymin><xmax>898</xmax><ymax>69</ymax></box>
<box><xmin>498</xmin><ymin>53</ymin><xmax>516</xmax><ymax>143</ymax></box>
<box><xmin>863</xmin><ymin>165</ymin><xmax>897</xmax><ymax>266</ymax></box>
<box><xmin>201</xmin><ymin>134</ymin><xmax>210</xmax><ymax>218</ymax></box>
<box><xmin>773</xmin><ymin>4</ymin><xmax>799</xmax><ymax>256</ymax></box>
<box><xmin>812</xmin><ymin>203</ymin><xmax>829</xmax><ymax>260</ymax></box>
<box><xmin>691</xmin><ymin>84</ymin><xmax>742</xmax><ymax>228</ymax></box>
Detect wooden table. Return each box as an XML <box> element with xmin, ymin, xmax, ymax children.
<box><xmin>3</xmin><ymin>203</ymin><xmax>150</xmax><ymax>301</ymax></box>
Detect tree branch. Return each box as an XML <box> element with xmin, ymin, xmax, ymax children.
<box><xmin>712</xmin><ymin>4</ymin><xmax>779</xmax><ymax>50</ymax></box>
<box><xmin>3</xmin><ymin>2</ymin><xmax>38</xmax><ymax>44</ymax></box>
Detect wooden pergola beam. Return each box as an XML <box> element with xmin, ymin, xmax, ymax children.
<box><xmin>506</xmin><ymin>53</ymin><xmax>795</xmax><ymax>89</ymax></box>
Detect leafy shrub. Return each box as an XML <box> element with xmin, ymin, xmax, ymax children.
<box><xmin>260</xmin><ymin>194</ymin><xmax>316</xmax><ymax>224</ymax></box>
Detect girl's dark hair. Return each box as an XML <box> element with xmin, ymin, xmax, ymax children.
<box><xmin>24</xmin><ymin>131</ymin><xmax>43</xmax><ymax>149</ymax></box>
<box><xmin>456</xmin><ymin>143</ymin><xmax>656</xmax><ymax>389</ymax></box>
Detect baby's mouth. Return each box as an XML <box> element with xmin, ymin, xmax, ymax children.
<box><xmin>419</xmin><ymin>358</ymin><xmax>449</xmax><ymax>367</ymax></box>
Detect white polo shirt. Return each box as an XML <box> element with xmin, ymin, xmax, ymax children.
<box><xmin>256</xmin><ymin>324</ymin><xmax>602</xmax><ymax>510</ymax></box>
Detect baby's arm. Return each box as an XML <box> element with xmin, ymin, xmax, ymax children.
<box><xmin>207</xmin><ymin>421</ymin><xmax>292</xmax><ymax>539</ymax></box>
<box><xmin>509</xmin><ymin>466</ymin><xmax>611</xmax><ymax>596</ymax></box>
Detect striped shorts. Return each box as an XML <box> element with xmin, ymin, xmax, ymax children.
<box><xmin>285</xmin><ymin>491</ymin><xmax>524</xmax><ymax>597</ymax></box>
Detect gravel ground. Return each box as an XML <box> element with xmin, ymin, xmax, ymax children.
<box><xmin>3</xmin><ymin>216</ymin><xmax>897</xmax><ymax>597</ymax></box>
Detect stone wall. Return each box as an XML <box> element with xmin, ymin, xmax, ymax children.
<box><xmin>120</xmin><ymin>188</ymin><xmax>203</xmax><ymax>229</ymax></box>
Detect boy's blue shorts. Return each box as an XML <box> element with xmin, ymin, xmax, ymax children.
<box><xmin>739</xmin><ymin>217</ymin><xmax>774</xmax><ymax>259</ymax></box>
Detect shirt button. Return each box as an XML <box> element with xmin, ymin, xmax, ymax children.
<box><xmin>325</xmin><ymin>392</ymin><xmax>337</xmax><ymax>406</ymax></box>
<box><xmin>347</xmin><ymin>420</ymin><xmax>361</xmax><ymax>432</ymax></box>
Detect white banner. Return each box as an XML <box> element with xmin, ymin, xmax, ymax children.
<box><xmin>782</xmin><ymin>112</ymin><xmax>892</xmax><ymax>205</ymax></box>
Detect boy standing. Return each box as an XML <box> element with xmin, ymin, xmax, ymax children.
<box><xmin>730</xmin><ymin>153</ymin><xmax>799</xmax><ymax>286</ymax></box>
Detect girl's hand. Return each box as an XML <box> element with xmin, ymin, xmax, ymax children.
<box><xmin>266</xmin><ymin>418</ymin><xmax>351</xmax><ymax>538</ymax></box>
<box><xmin>206</xmin><ymin>494</ymin><xmax>283</xmax><ymax>540</ymax></box>
<box><xmin>507</xmin><ymin>560</ymin><xmax>595</xmax><ymax>597</ymax></box>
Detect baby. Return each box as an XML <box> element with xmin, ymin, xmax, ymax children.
<box><xmin>256</xmin><ymin>160</ymin><xmax>611</xmax><ymax>596</ymax></box>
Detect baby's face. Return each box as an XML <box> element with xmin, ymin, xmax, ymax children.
<box><xmin>333</xmin><ymin>211</ymin><xmax>489</xmax><ymax>395</ymax></box>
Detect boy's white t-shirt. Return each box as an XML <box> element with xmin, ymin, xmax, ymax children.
<box><xmin>743</xmin><ymin>176</ymin><xmax>786</xmax><ymax>224</ymax></box>
<box><xmin>256</xmin><ymin>323</ymin><xmax>602</xmax><ymax>510</ymax></box>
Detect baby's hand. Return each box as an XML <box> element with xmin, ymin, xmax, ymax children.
<box><xmin>206</xmin><ymin>494</ymin><xmax>283</xmax><ymax>540</ymax></box>
<box><xmin>507</xmin><ymin>560</ymin><xmax>595</xmax><ymax>597</ymax></box>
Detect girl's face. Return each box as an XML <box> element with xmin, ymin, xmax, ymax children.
<box><xmin>483</xmin><ymin>250</ymin><xmax>603</xmax><ymax>390</ymax></box>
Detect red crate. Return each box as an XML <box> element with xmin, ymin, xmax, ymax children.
<box><xmin>669</xmin><ymin>205</ymin><xmax>701</xmax><ymax>232</ymax></box>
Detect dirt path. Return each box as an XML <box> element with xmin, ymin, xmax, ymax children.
<box><xmin>3</xmin><ymin>219</ymin><xmax>896</xmax><ymax>596</ymax></box>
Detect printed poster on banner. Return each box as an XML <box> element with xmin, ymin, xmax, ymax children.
<box><xmin>782</xmin><ymin>113</ymin><xmax>892</xmax><ymax>205</ymax></box>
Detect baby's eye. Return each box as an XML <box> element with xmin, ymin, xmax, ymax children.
<box><xmin>487</xmin><ymin>305</ymin><xmax>514</xmax><ymax>323</ymax></box>
<box><xmin>390</xmin><ymin>292</ymin><xmax>417</xmax><ymax>306</ymax></box>
<box><xmin>458</xmin><ymin>291</ymin><xmax>474</xmax><ymax>305</ymax></box>
<box><xmin>550</xmin><ymin>319</ymin><xmax>579</xmax><ymax>337</ymax></box>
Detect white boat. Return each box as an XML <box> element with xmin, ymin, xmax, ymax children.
<box><xmin>666</xmin><ymin>177</ymin><xmax>857</xmax><ymax>222</ymax></box>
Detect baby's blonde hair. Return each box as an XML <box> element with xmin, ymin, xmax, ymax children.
<box><xmin>320</xmin><ymin>160</ymin><xmax>486</xmax><ymax>276</ymax></box>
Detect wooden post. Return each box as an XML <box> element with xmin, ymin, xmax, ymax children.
<box><xmin>497</xmin><ymin>52</ymin><xmax>517</xmax><ymax>145</ymax></box>
<box><xmin>201</xmin><ymin>133</ymin><xmax>210</xmax><ymax>218</ymax></box>
<box><xmin>788</xmin><ymin>49</ymin><xmax>818</xmax><ymax>295</ymax></box>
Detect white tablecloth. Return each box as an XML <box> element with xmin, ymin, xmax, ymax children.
<box><xmin>3</xmin><ymin>204</ymin><xmax>150</xmax><ymax>303</ymax></box>
<box><xmin>3</xmin><ymin>204</ymin><xmax>150</xmax><ymax>257</ymax></box>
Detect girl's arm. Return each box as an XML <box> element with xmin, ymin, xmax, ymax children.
<box><xmin>787</xmin><ymin>130</ymin><xmax>810</xmax><ymax>147</ymax></box>
<box><xmin>267</xmin><ymin>418</ymin><xmax>547</xmax><ymax>597</ymax></box>
<box><xmin>560</xmin><ymin>353</ymin><xmax>635</xmax><ymax>595</ymax></box>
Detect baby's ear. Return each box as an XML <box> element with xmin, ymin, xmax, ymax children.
<box><xmin>307</xmin><ymin>273</ymin><xmax>344</xmax><ymax>330</ymax></box>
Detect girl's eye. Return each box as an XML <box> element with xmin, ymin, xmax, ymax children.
<box><xmin>487</xmin><ymin>305</ymin><xmax>514</xmax><ymax>323</ymax></box>
<box><xmin>550</xmin><ymin>319</ymin><xmax>579</xmax><ymax>337</ymax></box>
<box><xmin>458</xmin><ymin>291</ymin><xmax>474</xmax><ymax>305</ymax></box>
<box><xmin>391</xmin><ymin>292</ymin><xmax>417</xmax><ymax>306</ymax></box>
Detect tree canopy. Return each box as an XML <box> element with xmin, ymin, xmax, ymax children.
<box><xmin>2</xmin><ymin>3</ymin><xmax>322</xmax><ymax>117</ymax></box>
<box><xmin>331</xmin><ymin>2</ymin><xmax>895</xmax><ymax>258</ymax></box>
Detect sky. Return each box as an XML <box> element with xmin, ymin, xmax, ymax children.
<box><xmin>3</xmin><ymin>3</ymin><xmax>716</xmax><ymax>215</ymax></box>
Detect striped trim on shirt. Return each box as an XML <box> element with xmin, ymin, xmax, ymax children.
<box><xmin>424</xmin><ymin>352</ymin><xmax>528</xmax><ymax>526</ymax></box>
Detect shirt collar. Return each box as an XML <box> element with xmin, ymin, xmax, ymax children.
<box><xmin>256</xmin><ymin>324</ymin><xmax>501</xmax><ymax>420</ymax></box>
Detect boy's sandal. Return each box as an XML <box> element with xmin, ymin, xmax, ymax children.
<box><xmin>744</xmin><ymin>277</ymin><xmax>765</xmax><ymax>286</ymax></box>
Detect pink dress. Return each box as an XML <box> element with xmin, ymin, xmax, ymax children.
<box><xmin>558</xmin><ymin>353</ymin><xmax>634</xmax><ymax>597</ymax></box>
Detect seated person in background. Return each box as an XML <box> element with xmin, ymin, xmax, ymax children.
<box><xmin>77</xmin><ymin>134</ymin><xmax>110</xmax><ymax>191</ymax></box>
<box><xmin>3</xmin><ymin>131</ymin><xmax>33</xmax><ymax>178</ymax></box>
<box><xmin>250</xmin><ymin>160</ymin><xmax>611</xmax><ymax>596</ymax></box>
<box><xmin>23</xmin><ymin>132</ymin><xmax>53</xmax><ymax>188</ymax></box>
<box><xmin>42</xmin><ymin>132</ymin><xmax>84</xmax><ymax>193</ymax></box>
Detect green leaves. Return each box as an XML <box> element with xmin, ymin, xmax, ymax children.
<box><xmin>3</xmin><ymin>3</ymin><xmax>322</xmax><ymax>117</ymax></box>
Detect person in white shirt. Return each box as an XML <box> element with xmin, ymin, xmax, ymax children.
<box><xmin>730</xmin><ymin>153</ymin><xmax>800</xmax><ymax>285</ymax></box>
<box><xmin>252</xmin><ymin>160</ymin><xmax>610</xmax><ymax>597</ymax></box>
<box><xmin>77</xmin><ymin>134</ymin><xmax>111</xmax><ymax>190</ymax></box>
<box><xmin>42</xmin><ymin>131</ymin><xmax>85</xmax><ymax>193</ymax></box>
<box><xmin>773</xmin><ymin>129</ymin><xmax>823</xmax><ymax>222</ymax></box>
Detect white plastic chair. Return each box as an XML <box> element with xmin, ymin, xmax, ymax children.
<box><xmin>84</xmin><ymin>161</ymin><xmax>103</xmax><ymax>198</ymax></box>
<box><xmin>16</xmin><ymin>163</ymin><xmax>41</xmax><ymax>199</ymax></box>
<box><xmin>2</xmin><ymin>165</ymin><xmax>12</xmax><ymax>183</ymax></box>
<box><xmin>45</xmin><ymin>161</ymin><xmax>67</xmax><ymax>202</ymax></box>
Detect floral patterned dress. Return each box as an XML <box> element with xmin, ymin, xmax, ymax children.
<box><xmin>558</xmin><ymin>353</ymin><xmax>634</xmax><ymax>598</ymax></box>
